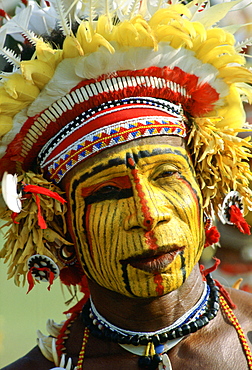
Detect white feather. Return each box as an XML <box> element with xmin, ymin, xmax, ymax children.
<box><xmin>80</xmin><ymin>0</ymin><xmax>96</xmax><ymax>22</ymax></box>
<box><xmin>0</xmin><ymin>47</ymin><xmax>21</xmax><ymax>68</ymax></box>
<box><xmin>191</xmin><ymin>0</ymin><xmax>243</xmax><ymax>27</ymax></box>
<box><xmin>147</xmin><ymin>0</ymin><xmax>169</xmax><ymax>17</ymax></box>
<box><xmin>0</xmin><ymin>28</ymin><xmax>7</xmax><ymax>51</ymax></box>
<box><xmin>115</xmin><ymin>0</ymin><xmax>138</xmax><ymax>21</ymax></box>
<box><xmin>3</xmin><ymin>5</ymin><xmax>32</xmax><ymax>34</ymax></box>
<box><xmin>236</xmin><ymin>37</ymin><xmax>252</xmax><ymax>53</ymax></box>
<box><xmin>23</xmin><ymin>42</ymin><xmax>227</xmax><ymax>121</ymax></box>
<box><xmin>128</xmin><ymin>0</ymin><xmax>142</xmax><ymax>18</ymax></box>
<box><xmin>0</xmin><ymin>6</ymin><xmax>39</xmax><ymax>45</ymax></box>
<box><xmin>50</xmin><ymin>0</ymin><xmax>71</xmax><ymax>36</ymax></box>
<box><xmin>187</xmin><ymin>0</ymin><xmax>210</xmax><ymax>21</ymax></box>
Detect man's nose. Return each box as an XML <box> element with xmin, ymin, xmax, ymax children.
<box><xmin>123</xmin><ymin>177</ymin><xmax>171</xmax><ymax>231</ymax></box>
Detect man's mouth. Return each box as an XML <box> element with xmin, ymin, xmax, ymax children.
<box><xmin>120</xmin><ymin>247</ymin><xmax>185</xmax><ymax>273</ymax></box>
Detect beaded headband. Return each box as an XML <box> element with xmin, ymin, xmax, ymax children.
<box><xmin>1</xmin><ymin>0</ymin><xmax>252</xmax><ymax>287</ymax></box>
<box><xmin>38</xmin><ymin>96</ymin><xmax>186</xmax><ymax>183</ymax></box>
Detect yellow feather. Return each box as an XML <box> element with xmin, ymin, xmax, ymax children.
<box><xmin>113</xmin><ymin>21</ymin><xmax>139</xmax><ymax>46</ymax></box>
<box><xmin>206</xmin><ymin>28</ymin><xmax>235</xmax><ymax>45</ymax></box>
<box><xmin>96</xmin><ymin>15</ymin><xmax>113</xmax><ymax>39</ymax></box>
<box><xmin>4</xmin><ymin>74</ymin><xmax>40</xmax><ymax>101</ymax></box>
<box><xmin>199</xmin><ymin>45</ymin><xmax>237</xmax><ymax>64</ymax></box>
<box><xmin>149</xmin><ymin>5</ymin><xmax>191</xmax><ymax>28</ymax></box>
<box><xmin>35</xmin><ymin>40</ymin><xmax>63</xmax><ymax>70</ymax></box>
<box><xmin>191</xmin><ymin>22</ymin><xmax>207</xmax><ymax>43</ymax></box>
<box><xmin>63</xmin><ymin>35</ymin><xmax>84</xmax><ymax>58</ymax></box>
<box><xmin>213</xmin><ymin>54</ymin><xmax>246</xmax><ymax>70</ymax></box>
<box><xmin>0</xmin><ymin>86</ymin><xmax>33</xmax><ymax>115</ymax></box>
<box><xmin>77</xmin><ymin>21</ymin><xmax>93</xmax><ymax>45</ymax></box>
<box><xmin>21</xmin><ymin>60</ymin><xmax>55</xmax><ymax>90</ymax></box>
<box><xmin>218</xmin><ymin>66</ymin><xmax>252</xmax><ymax>84</ymax></box>
<box><xmin>155</xmin><ymin>25</ymin><xmax>193</xmax><ymax>49</ymax></box>
<box><xmin>216</xmin><ymin>85</ymin><xmax>245</xmax><ymax>129</ymax></box>
<box><xmin>180</xmin><ymin>19</ymin><xmax>198</xmax><ymax>39</ymax></box>
<box><xmin>77</xmin><ymin>21</ymin><xmax>114</xmax><ymax>54</ymax></box>
<box><xmin>0</xmin><ymin>115</ymin><xmax>13</xmax><ymax>137</ymax></box>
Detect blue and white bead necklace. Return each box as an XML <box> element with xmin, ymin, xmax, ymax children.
<box><xmin>82</xmin><ymin>274</ymin><xmax>219</xmax><ymax>370</ymax></box>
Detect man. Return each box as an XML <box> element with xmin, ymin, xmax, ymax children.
<box><xmin>0</xmin><ymin>0</ymin><xmax>252</xmax><ymax>369</ymax></box>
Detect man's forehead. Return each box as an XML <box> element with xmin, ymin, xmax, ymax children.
<box><xmin>64</xmin><ymin>140</ymin><xmax>190</xmax><ymax>188</ymax></box>
<box><xmin>64</xmin><ymin>136</ymin><xmax>186</xmax><ymax>176</ymax></box>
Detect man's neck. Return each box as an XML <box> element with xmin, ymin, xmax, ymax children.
<box><xmin>88</xmin><ymin>264</ymin><xmax>205</xmax><ymax>332</ymax></box>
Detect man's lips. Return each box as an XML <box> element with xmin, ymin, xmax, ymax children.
<box><xmin>120</xmin><ymin>247</ymin><xmax>185</xmax><ymax>273</ymax></box>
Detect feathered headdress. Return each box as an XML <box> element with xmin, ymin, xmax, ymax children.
<box><xmin>0</xmin><ymin>0</ymin><xmax>252</xmax><ymax>287</ymax></box>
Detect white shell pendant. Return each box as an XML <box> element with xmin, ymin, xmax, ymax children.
<box><xmin>49</xmin><ymin>354</ymin><xmax>73</xmax><ymax>370</ymax></box>
<box><xmin>1</xmin><ymin>172</ymin><xmax>22</xmax><ymax>213</ymax></box>
<box><xmin>219</xmin><ymin>190</ymin><xmax>243</xmax><ymax>225</ymax></box>
<box><xmin>27</xmin><ymin>254</ymin><xmax>60</xmax><ymax>282</ymax></box>
<box><xmin>158</xmin><ymin>353</ymin><xmax>172</xmax><ymax>370</ymax></box>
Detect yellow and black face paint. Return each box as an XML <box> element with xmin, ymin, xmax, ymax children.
<box><xmin>66</xmin><ymin>143</ymin><xmax>204</xmax><ymax>298</ymax></box>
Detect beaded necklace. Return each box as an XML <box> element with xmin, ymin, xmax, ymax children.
<box><xmin>56</xmin><ymin>274</ymin><xmax>252</xmax><ymax>370</ymax></box>
<box><xmin>89</xmin><ymin>281</ymin><xmax>210</xmax><ymax>338</ymax></box>
<box><xmin>75</xmin><ymin>327</ymin><xmax>90</xmax><ymax>370</ymax></box>
<box><xmin>81</xmin><ymin>274</ymin><xmax>219</xmax><ymax>369</ymax></box>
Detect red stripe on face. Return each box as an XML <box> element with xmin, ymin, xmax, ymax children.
<box><xmin>154</xmin><ymin>273</ymin><xmax>165</xmax><ymax>296</ymax></box>
<box><xmin>128</xmin><ymin>157</ymin><xmax>164</xmax><ymax>294</ymax></box>
<box><xmin>144</xmin><ymin>230</ymin><xmax>159</xmax><ymax>250</ymax></box>
<box><xmin>127</xmin><ymin>157</ymin><xmax>159</xmax><ymax>250</ymax></box>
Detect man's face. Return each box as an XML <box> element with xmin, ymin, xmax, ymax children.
<box><xmin>64</xmin><ymin>137</ymin><xmax>205</xmax><ymax>298</ymax></box>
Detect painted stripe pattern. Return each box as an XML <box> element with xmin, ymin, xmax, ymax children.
<box><xmin>67</xmin><ymin>143</ymin><xmax>204</xmax><ymax>297</ymax></box>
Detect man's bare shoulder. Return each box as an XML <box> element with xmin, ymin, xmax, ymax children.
<box><xmin>1</xmin><ymin>346</ymin><xmax>54</xmax><ymax>370</ymax></box>
<box><xmin>228</xmin><ymin>287</ymin><xmax>252</xmax><ymax>329</ymax></box>
<box><xmin>230</xmin><ymin>287</ymin><xmax>252</xmax><ymax>310</ymax></box>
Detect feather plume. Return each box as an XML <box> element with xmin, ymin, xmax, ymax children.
<box><xmin>236</xmin><ymin>83</ymin><xmax>252</xmax><ymax>104</ymax></box>
<box><xmin>59</xmin><ymin>0</ymin><xmax>80</xmax><ymax>23</ymax></box>
<box><xmin>2</xmin><ymin>5</ymin><xmax>41</xmax><ymax>45</ymax></box>
<box><xmin>103</xmin><ymin>0</ymin><xmax>113</xmax><ymax>16</ymax></box>
<box><xmin>20</xmin><ymin>30</ymin><xmax>41</xmax><ymax>46</ymax></box>
<box><xmin>1</xmin><ymin>6</ymin><xmax>32</xmax><ymax>34</ymax></box>
<box><xmin>115</xmin><ymin>0</ymin><xmax>141</xmax><ymax>21</ymax></box>
<box><xmin>236</xmin><ymin>37</ymin><xmax>252</xmax><ymax>54</ymax></box>
<box><xmin>0</xmin><ymin>6</ymin><xmax>40</xmax><ymax>46</ymax></box>
<box><xmin>187</xmin><ymin>0</ymin><xmax>209</xmax><ymax>20</ymax></box>
<box><xmin>81</xmin><ymin>0</ymin><xmax>96</xmax><ymax>22</ymax></box>
<box><xmin>128</xmin><ymin>0</ymin><xmax>142</xmax><ymax>18</ymax></box>
<box><xmin>147</xmin><ymin>0</ymin><xmax>168</xmax><ymax>18</ymax></box>
<box><xmin>0</xmin><ymin>28</ymin><xmax>7</xmax><ymax>51</ymax></box>
<box><xmin>0</xmin><ymin>47</ymin><xmax>21</xmax><ymax>68</ymax></box>
<box><xmin>49</xmin><ymin>0</ymin><xmax>71</xmax><ymax>36</ymax></box>
<box><xmin>96</xmin><ymin>0</ymin><xmax>113</xmax><ymax>30</ymax></box>
<box><xmin>191</xmin><ymin>0</ymin><xmax>242</xmax><ymax>27</ymax></box>
<box><xmin>223</xmin><ymin>21</ymin><xmax>252</xmax><ymax>36</ymax></box>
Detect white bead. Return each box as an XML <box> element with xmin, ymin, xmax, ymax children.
<box><xmin>162</xmin><ymin>353</ymin><xmax>172</xmax><ymax>370</ymax></box>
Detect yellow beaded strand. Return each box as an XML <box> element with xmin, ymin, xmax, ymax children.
<box><xmin>76</xmin><ymin>327</ymin><xmax>90</xmax><ymax>369</ymax></box>
<box><xmin>219</xmin><ymin>295</ymin><xmax>252</xmax><ymax>369</ymax></box>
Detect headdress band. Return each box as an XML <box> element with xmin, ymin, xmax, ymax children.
<box><xmin>38</xmin><ymin>96</ymin><xmax>186</xmax><ymax>182</ymax></box>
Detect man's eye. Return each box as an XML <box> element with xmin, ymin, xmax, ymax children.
<box><xmin>84</xmin><ymin>184</ymin><xmax>133</xmax><ymax>204</ymax></box>
<box><xmin>154</xmin><ymin>170</ymin><xmax>178</xmax><ymax>180</ymax></box>
<box><xmin>95</xmin><ymin>185</ymin><xmax>119</xmax><ymax>195</ymax></box>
